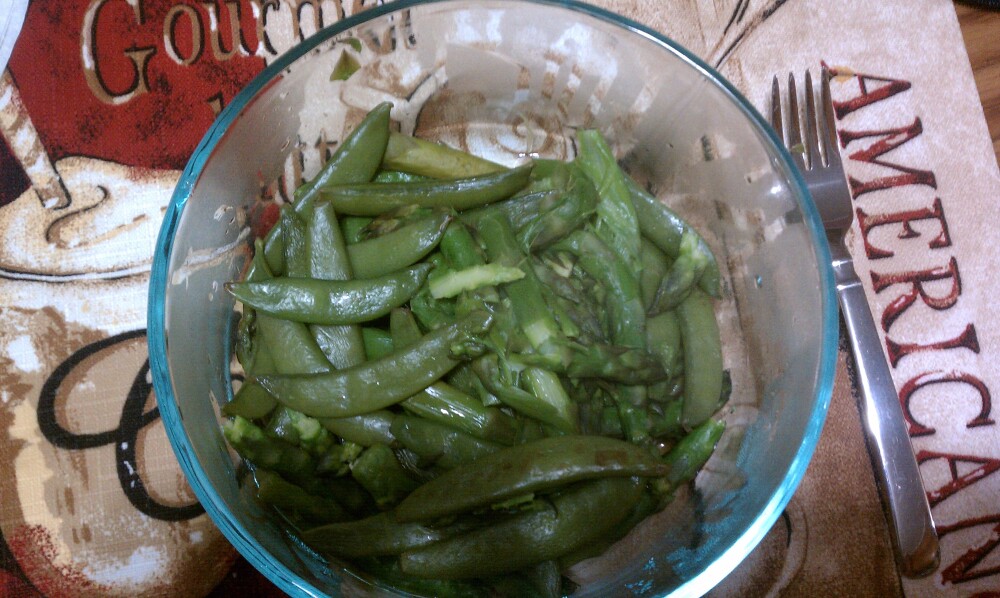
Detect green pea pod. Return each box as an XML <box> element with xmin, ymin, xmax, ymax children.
<box><xmin>478</xmin><ymin>212</ymin><xmax>570</xmax><ymax>368</ymax></box>
<box><xmin>401</xmin><ymin>382</ymin><xmax>519</xmax><ymax>446</ymax></box>
<box><xmin>253</xmin><ymin>469</ymin><xmax>350</xmax><ymax>525</ymax></box>
<box><xmin>301</xmin><ymin>512</ymin><xmax>464</xmax><ymax>558</ymax></box>
<box><xmin>646</xmin><ymin>310</ymin><xmax>682</xmax><ymax>380</ymax></box>
<box><xmin>398</xmin><ymin>477</ymin><xmax>643</xmax><ymax>579</ymax></box>
<box><xmin>340</xmin><ymin>216</ymin><xmax>373</xmax><ymax>244</ymax></box>
<box><xmin>221</xmin><ymin>416</ymin><xmax>316</xmax><ymax>486</ymax></box>
<box><xmin>226</xmin><ymin>263</ymin><xmax>431</xmax><ymax>325</ymax></box>
<box><xmin>319</xmin><ymin>410</ymin><xmax>397</xmax><ymax>447</ymax></box>
<box><xmin>347</xmin><ymin>212</ymin><xmax>451</xmax><ymax>279</ymax></box>
<box><xmin>350</xmin><ymin>443</ymin><xmax>420</xmax><ymax>509</ymax></box>
<box><xmin>308</xmin><ymin>200</ymin><xmax>367</xmax><ymax>369</ymax></box>
<box><xmin>663</xmin><ymin>418</ymin><xmax>725</xmax><ymax>488</ymax></box>
<box><xmin>393</xmin><ymin>435</ymin><xmax>666</xmax><ymax>523</ymax></box>
<box><xmin>676</xmin><ymin>288</ymin><xmax>724</xmax><ymax>428</ymax></box>
<box><xmin>439</xmin><ymin>221</ymin><xmax>485</xmax><ymax>269</ymax></box>
<box><xmin>639</xmin><ymin>237</ymin><xmax>669</xmax><ymax>311</ymax></box>
<box><xmin>554</xmin><ymin>229</ymin><xmax>644</xmax><ymax>349</ymax></box>
<box><xmin>516</xmin><ymin>162</ymin><xmax>599</xmax><ymax>251</ymax></box>
<box><xmin>255</xmin><ymin>311</ymin><xmax>493</xmax><ymax>418</ymax></box>
<box><xmin>650</xmin><ymin>230</ymin><xmax>711</xmax><ymax>314</ymax></box>
<box><xmin>263</xmin><ymin>102</ymin><xmax>392</xmax><ymax>267</ymax></box>
<box><xmin>223</xmin><ymin>380</ymin><xmax>277</xmax><ymax>420</ymax></box>
<box><xmin>626</xmin><ymin>175</ymin><xmax>720</xmax><ymax>297</ymax></box>
<box><xmin>382</xmin><ymin>131</ymin><xmax>506</xmax><ymax>179</ymax></box>
<box><xmin>361</xmin><ymin>327</ymin><xmax>394</xmax><ymax>360</ymax></box>
<box><xmin>390</xmin><ymin>414</ymin><xmax>502</xmax><ymax>470</ymax></box>
<box><xmin>575</xmin><ymin>129</ymin><xmax>641</xmax><ymax>274</ymax></box>
<box><xmin>257</xmin><ymin>312</ymin><xmax>331</xmax><ymax>374</ymax></box>
<box><xmin>318</xmin><ymin>164</ymin><xmax>533</xmax><ymax>216</ymax></box>
<box><xmin>390</xmin><ymin>308</ymin><xmax>519</xmax><ymax>444</ymax></box>
<box><xmin>295</xmin><ymin>102</ymin><xmax>393</xmax><ymax>201</ymax></box>
<box><xmin>281</xmin><ymin>206</ymin><xmax>309</xmax><ymax>277</ymax></box>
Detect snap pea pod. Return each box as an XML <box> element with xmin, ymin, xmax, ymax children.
<box><xmin>389</xmin><ymin>308</ymin><xmax>519</xmax><ymax>444</ymax></box>
<box><xmin>553</xmin><ymin>229</ymin><xmax>644</xmax><ymax>350</ymax></box>
<box><xmin>253</xmin><ymin>469</ymin><xmax>350</xmax><ymax>525</ymax></box>
<box><xmin>662</xmin><ymin>418</ymin><xmax>725</xmax><ymax>489</ymax></box>
<box><xmin>223</xmin><ymin>379</ymin><xmax>277</xmax><ymax>420</ymax></box>
<box><xmin>302</xmin><ymin>512</ymin><xmax>467</xmax><ymax>559</ymax></box>
<box><xmin>626</xmin><ymin>175</ymin><xmax>720</xmax><ymax>297</ymax></box>
<box><xmin>676</xmin><ymin>288</ymin><xmax>724</xmax><ymax>428</ymax></box>
<box><xmin>308</xmin><ymin>200</ymin><xmax>366</xmax><ymax>369</ymax></box>
<box><xmin>646</xmin><ymin>310</ymin><xmax>682</xmax><ymax>380</ymax></box>
<box><xmin>361</xmin><ymin>327</ymin><xmax>394</xmax><ymax>360</ymax></box>
<box><xmin>222</xmin><ymin>416</ymin><xmax>316</xmax><ymax>486</ymax></box>
<box><xmin>263</xmin><ymin>102</ymin><xmax>392</xmax><ymax>269</ymax></box>
<box><xmin>401</xmin><ymin>382</ymin><xmax>519</xmax><ymax>445</ymax></box>
<box><xmin>439</xmin><ymin>221</ymin><xmax>486</xmax><ymax>269</ymax></box>
<box><xmin>347</xmin><ymin>212</ymin><xmax>451</xmax><ymax>279</ymax></box>
<box><xmin>362</xmin><ymin>205</ymin><xmax>437</xmax><ymax>239</ymax></box>
<box><xmin>340</xmin><ymin>216</ymin><xmax>372</xmax><ymax>244</ymax></box>
<box><xmin>256</xmin><ymin>310</ymin><xmax>331</xmax><ymax>375</ymax></box>
<box><xmin>650</xmin><ymin>230</ymin><xmax>711</xmax><ymax>314</ymax></box>
<box><xmin>394</xmin><ymin>435</ymin><xmax>667</xmax><ymax>523</ymax></box>
<box><xmin>457</xmin><ymin>189</ymin><xmax>553</xmax><ymax>232</ymax></box>
<box><xmin>319</xmin><ymin>411</ymin><xmax>397</xmax><ymax>447</ymax></box>
<box><xmin>353</xmin><ymin>558</ymin><xmax>487</xmax><ymax>598</ymax></box>
<box><xmin>350</xmin><ymin>443</ymin><xmax>420</xmax><ymax>510</ymax></box>
<box><xmin>239</xmin><ymin>239</ymin><xmax>332</xmax><ymax>376</ymax></box>
<box><xmin>516</xmin><ymin>162</ymin><xmax>599</xmax><ymax>251</ymax></box>
<box><xmin>295</xmin><ymin>102</ymin><xmax>392</xmax><ymax>201</ymax></box>
<box><xmin>639</xmin><ymin>237</ymin><xmax>670</xmax><ymax>311</ymax></box>
<box><xmin>390</xmin><ymin>415</ymin><xmax>502</xmax><ymax>470</ymax></box>
<box><xmin>372</xmin><ymin>169</ymin><xmax>432</xmax><ymax>184</ymax></box>
<box><xmin>575</xmin><ymin>129</ymin><xmax>641</xmax><ymax>274</ymax></box>
<box><xmin>398</xmin><ymin>477</ymin><xmax>643</xmax><ymax>579</ymax></box>
<box><xmin>382</xmin><ymin>131</ymin><xmax>506</xmax><ymax>179</ymax></box>
<box><xmin>470</xmin><ymin>355</ymin><xmax>572</xmax><ymax>433</ymax></box>
<box><xmin>557</xmin><ymin>487</ymin><xmax>659</xmax><ymax>569</ymax></box>
<box><xmin>478</xmin><ymin>212</ymin><xmax>570</xmax><ymax>368</ymax></box>
<box><xmin>318</xmin><ymin>164</ymin><xmax>533</xmax><ymax>216</ymax></box>
<box><xmin>255</xmin><ymin>311</ymin><xmax>493</xmax><ymax>418</ymax></box>
<box><xmin>227</xmin><ymin>263</ymin><xmax>431</xmax><ymax>325</ymax></box>
<box><xmin>279</xmin><ymin>206</ymin><xmax>309</xmax><ymax>276</ymax></box>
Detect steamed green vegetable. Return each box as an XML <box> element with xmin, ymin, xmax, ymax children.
<box><xmin>225</xmin><ymin>103</ymin><xmax>731</xmax><ymax>594</ymax></box>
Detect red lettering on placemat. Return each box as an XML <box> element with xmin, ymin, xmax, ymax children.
<box><xmin>856</xmin><ymin>197</ymin><xmax>951</xmax><ymax>260</ymax></box>
<box><xmin>831</xmin><ymin>63</ymin><xmax>1000</xmax><ymax>592</ymax></box>
<box><xmin>870</xmin><ymin>257</ymin><xmax>961</xmax><ymax>332</ymax></box>
<box><xmin>917</xmin><ymin>450</ymin><xmax>1000</xmax><ymax>508</ymax></box>
<box><xmin>902</xmin><ymin>371</ymin><xmax>994</xmax><ymax>437</ymax></box>
<box><xmin>6</xmin><ymin>1</ymin><xmax>265</xmax><ymax>171</ymax></box>
<box><xmin>937</xmin><ymin>514</ymin><xmax>1000</xmax><ymax>585</ymax></box>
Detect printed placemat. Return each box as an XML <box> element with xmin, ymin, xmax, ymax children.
<box><xmin>1</xmin><ymin>0</ymin><xmax>998</xmax><ymax>596</ymax></box>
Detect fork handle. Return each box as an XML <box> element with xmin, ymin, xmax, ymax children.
<box><xmin>831</xmin><ymin>242</ymin><xmax>940</xmax><ymax>578</ymax></box>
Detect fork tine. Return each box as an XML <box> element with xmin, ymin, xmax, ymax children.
<box><xmin>819</xmin><ymin>67</ymin><xmax>842</xmax><ymax>170</ymax></box>
<box><xmin>784</xmin><ymin>73</ymin><xmax>805</xmax><ymax>170</ymax></box>
<box><xmin>804</xmin><ymin>70</ymin><xmax>820</xmax><ymax>170</ymax></box>
<box><xmin>770</xmin><ymin>75</ymin><xmax>784</xmax><ymax>144</ymax></box>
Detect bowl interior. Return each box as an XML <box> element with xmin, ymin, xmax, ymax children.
<box><xmin>148</xmin><ymin>1</ymin><xmax>837</xmax><ymax>596</ymax></box>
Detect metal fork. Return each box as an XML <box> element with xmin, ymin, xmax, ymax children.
<box><xmin>770</xmin><ymin>69</ymin><xmax>940</xmax><ymax>578</ymax></box>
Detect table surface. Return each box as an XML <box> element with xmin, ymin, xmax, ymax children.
<box><xmin>957</xmin><ymin>2</ymin><xmax>1000</xmax><ymax>163</ymax></box>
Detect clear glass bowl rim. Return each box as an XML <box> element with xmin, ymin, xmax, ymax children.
<box><xmin>147</xmin><ymin>1</ymin><xmax>839</xmax><ymax>596</ymax></box>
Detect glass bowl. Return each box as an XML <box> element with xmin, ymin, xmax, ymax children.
<box><xmin>148</xmin><ymin>0</ymin><xmax>838</xmax><ymax>595</ymax></box>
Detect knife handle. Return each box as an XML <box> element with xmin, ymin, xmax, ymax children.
<box><xmin>832</xmin><ymin>245</ymin><xmax>940</xmax><ymax>578</ymax></box>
